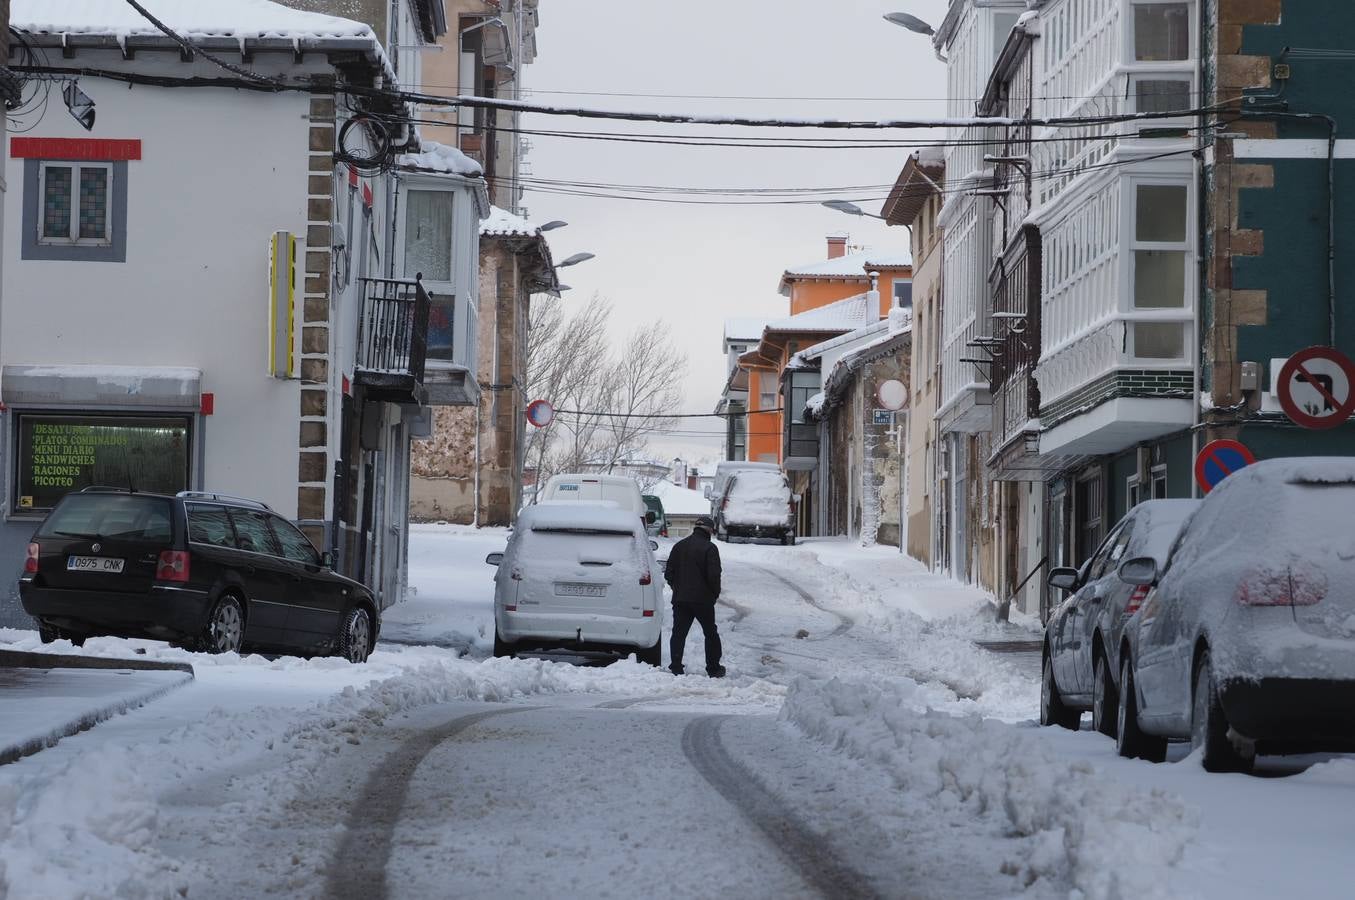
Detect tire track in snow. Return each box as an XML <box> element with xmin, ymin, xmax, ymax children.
<box><xmin>746</xmin><ymin>564</ymin><xmax>852</xmax><ymax>638</ymax></box>
<box><xmin>323</xmin><ymin>705</ymin><xmax>536</xmax><ymax>900</ymax></box>
<box><xmin>682</xmin><ymin>715</ymin><xmax>884</xmax><ymax>900</ymax></box>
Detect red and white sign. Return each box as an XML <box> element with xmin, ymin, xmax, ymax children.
<box><xmin>525</xmin><ymin>399</ymin><xmax>555</xmax><ymax>428</ymax></box>
<box><xmin>1276</xmin><ymin>346</ymin><xmax>1355</xmax><ymax>430</ymax></box>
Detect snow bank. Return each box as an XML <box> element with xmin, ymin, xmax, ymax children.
<box><xmin>782</xmin><ymin>677</ymin><xmax>1197</xmax><ymax>898</ymax></box>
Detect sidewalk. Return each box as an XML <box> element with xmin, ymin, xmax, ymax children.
<box><xmin>0</xmin><ymin>649</ymin><xmax>194</xmax><ymax>766</ymax></box>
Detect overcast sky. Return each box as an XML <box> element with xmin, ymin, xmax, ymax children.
<box><xmin>522</xmin><ymin>0</ymin><xmax>951</xmax><ymax>467</ymax></box>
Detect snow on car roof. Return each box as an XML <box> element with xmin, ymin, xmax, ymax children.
<box><xmin>520</xmin><ymin>503</ymin><xmax>640</xmax><ymax>534</ymax></box>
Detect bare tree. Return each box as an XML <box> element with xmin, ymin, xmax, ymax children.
<box><xmin>525</xmin><ymin>294</ymin><xmax>687</xmax><ymax>492</ymax></box>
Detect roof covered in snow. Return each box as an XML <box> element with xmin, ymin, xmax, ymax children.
<box><xmin>12</xmin><ymin>0</ymin><xmax>388</xmax><ymax>69</ymax></box>
<box><xmin>764</xmin><ymin>292</ymin><xmax>879</xmax><ymax>334</ymax></box>
<box><xmin>480</xmin><ymin>206</ymin><xmax>538</xmax><ymax>237</ymax></box>
<box><xmin>724</xmin><ymin>317</ymin><xmax>774</xmax><ymax>343</ymax></box>
<box><xmin>398</xmin><ymin>140</ymin><xmax>484</xmax><ymax>178</ymax></box>
<box><xmin>778</xmin><ymin>249</ymin><xmax>910</xmax><ymax>295</ymax></box>
<box><xmin>520</xmin><ymin>502</ymin><xmax>642</xmax><ymax>535</ymax></box>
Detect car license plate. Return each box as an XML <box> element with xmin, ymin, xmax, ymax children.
<box><xmin>66</xmin><ymin>556</ymin><xmax>125</xmax><ymax>573</ymax></box>
<box><xmin>555</xmin><ymin>582</ymin><xmax>606</xmax><ymax>598</ymax></box>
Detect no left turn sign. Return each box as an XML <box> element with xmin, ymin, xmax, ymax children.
<box><xmin>1276</xmin><ymin>346</ymin><xmax>1355</xmax><ymax>430</ymax></box>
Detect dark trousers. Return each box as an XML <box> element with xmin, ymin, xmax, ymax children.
<box><xmin>670</xmin><ymin>602</ymin><xmax>722</xmax><ymax>672</ymax></box>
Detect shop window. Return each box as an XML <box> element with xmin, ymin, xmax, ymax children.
<box><xmin>13</xmin><ymin>414</ymin><xmax>191</xmax><ymax>513</ymax></box>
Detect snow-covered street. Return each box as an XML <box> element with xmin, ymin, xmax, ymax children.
<box><xmin>2</xmin><ymin>526</ymin><xmax>1354</xmax><ymax>899</ymax></box>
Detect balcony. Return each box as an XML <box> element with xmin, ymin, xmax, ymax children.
<box><xmin>354</xmin><ymin>276</ymin><xmax>430</xmax><ymax>406</ymax></box>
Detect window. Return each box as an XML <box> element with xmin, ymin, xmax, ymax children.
<box><xmin>1130</xmin><ymin>181</ymin><xmax>1191</xmax><ymax>361</ymax></box>
<box><xmin>270</xmin><ymin>515</ymin><xmax>320</xmax><ymax>565</ymax></box>
<box><xmin>39</xmin><ymin>162</ymin><xmax>112</xmax><ymax>245</ymax></box>
<box><xmin>788</xmin><ymin>372</ymin><xmax>821</xmax><ymax>425</ymax></box>
<box><xmin>894</xmin><ymin>280</ymin><xmax>914</xmax><ymax>311</ymax></box>
<box><xmin>403</xmin><ymin>189</ymin><xmax>453</xmax><ymax>282</ymax></box>
<box><xmin>1127</xmin><ymin>475</ymin><xmax>1142</xmax><ymax>509</ymax></box>
<box><xmin>187</xmin><ymin>504</ymin><xmax>237</xmax><ymax>548</ymax></box>
<box><xmin>23</xmin><ymin>157</ymin><xmax>128</xmax><ymax>262</ymax></box>
<box><xmin>229</xmin><ymin>509</ymin><xmax>281</xmax><ymax>556</ymax></box>
<box><xmin>14</xmin><ymin>414</ymin><xmax>191</xmax><ymax>513</ymax></box>
<box><xmin>1133</xmin><ymin>77</ymin><xmax>1192</xmax><ymax>114</ymax></box>
<box><xmin>1151</xmin><ymin>465</ymin><xmax>1168</xmax><ymax>499</ymax></box>
<box><xmin>1134</xmin><ymin>3</ymin><xmax>1190</xmax><ymax>62</ymax></box>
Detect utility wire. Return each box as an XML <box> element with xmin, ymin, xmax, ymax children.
<box><xmin>118</xmin><ymin>0</ymin><xmax>286</xmax><ymax>88</ymax></box>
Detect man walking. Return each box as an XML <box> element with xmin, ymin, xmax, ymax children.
<box><xmin>663</xmin><ymin>515</ymin><xmax>725</xmax><ymax>677</ymax></box>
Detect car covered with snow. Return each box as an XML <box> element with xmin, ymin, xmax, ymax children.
<box><xmin>1114</xmin><ymin>457</ymin><xmax>1355</xmax><ymax>771</ymax></box>
<box><xmin>1041</xmin><ymin>499</ymin><xmax>1200</xmax><ymax>740</ymax></box>
<box><xmin>485</xmin><ymin>503</ymin><xmax>664</xmax><ymax>665</ymax></box>
<box><xmin>707</xmin><ymin>460</ymin><xmax>782</xmax><ymax>519</ymax></box>
<box><xmin>715</xmin><ymin>468</ymin><xmax>796</xmax><ymax>545</ymax></box>
<box><xmin>538</xmin><ymin>473</ymin><xmax>652</xmax><ymax>529</ymax></box>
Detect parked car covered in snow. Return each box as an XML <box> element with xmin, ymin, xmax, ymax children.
<box><xmin>485</xmin><ymin>503</ymin><xmax>663</xmax><ymax>665</ymax></box>
<box><xmin>706</xmin><ymin>460</ymin><xmax>781</xmax><ymax>519</ymax></box>
<box><xmin>1114</xmin><ymin>457</ymin><xmax>1355</xmax><ymax>771</ymax></box>
<box><xmin>538</xmin><ymin>473</ymin><xmax>653</xmax><ymax>529</ymax></box>
<box><xmin>715</xmin><ymin>469</ymin><xmax>796</xmax><ymax>545</ymax></box>
<box><xmin>1041</xmin><ymin>499</ymin><xmax>1200</xmax><ymax>740</ymax></box>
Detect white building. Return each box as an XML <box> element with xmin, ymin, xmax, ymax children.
<box><xmin>0</xmin><ymin>0</ymin><xmax>484</xmax><ymax>618</ymax></box>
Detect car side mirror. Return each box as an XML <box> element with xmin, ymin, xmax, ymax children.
<box><xmin>649</xmin><ymin>540</ymin><xmax>659</xmax><ymax>551</ymax></box>
<box><xmin>703</xmin><ymin>485</ymin><xmax>712</xmax><ymax>499</ymax></box>
<box><xmin>1048</xmin><ymin>566</ymin><xmax>1080</xmax><ymax>592</ymax></box>
<box><xmin>485</xmin><ymin>552</ymin><xmax>504</xmax><ymax>567</ymax></box>
<box><xmin>645</xmin><ymin>510</ymin><xmax>657</xmax><ymax>525</ymax></box>
<box><xmin>1118</xmin><ymin>557</ymin><xmax>1158</xmax><ymax>587</ymax></box>
<box><xmin>320</xmin><ymin>551</ymin><xmax>335</xmax><ymax>570</ymax></box>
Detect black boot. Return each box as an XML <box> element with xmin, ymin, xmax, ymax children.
<box><xmin>706</xmin><ymin>665</ymin><xmax>727</xmax><ymax>678</ymax></box>
<box><xmin>669</xmin><ymin>664</ymin><xmax>684</xmax><ymax>676</ymax></box>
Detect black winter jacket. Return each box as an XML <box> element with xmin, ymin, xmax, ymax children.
<box><xmin>664</xmin><ymin>528</ymin><xmax>722</xmax><ymax>605</ymax></box>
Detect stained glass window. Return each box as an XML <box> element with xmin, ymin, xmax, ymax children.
<box><xmin>42</xmin><ymin>165</ymin><xmax>72</xmax><ymax>239</ymax></box>
<box><xmin>79</xmin><ymin>167</ymin><xmax>109</xmax><ymax>239</ymax></box>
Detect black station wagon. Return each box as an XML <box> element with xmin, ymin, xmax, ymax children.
<box><xmin>19</xmin><ymin>488</ymin><xmax>378</xmax><ymax>662</ymax></box>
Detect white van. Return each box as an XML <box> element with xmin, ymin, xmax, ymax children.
<box><xmin>707</xmin><ymin>461</ymin><xmax>782</xmax><ymax>518</ymax></box>
<box><xmin>538</xmin><ymin>473</ymin><xmax>650</xmax><ymax>526</ymax></box>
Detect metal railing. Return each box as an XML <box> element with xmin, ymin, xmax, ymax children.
<box><xmin>355</xmin><ymin>275</ymin><xmax>432</xmax><ymax>381</ymax></box>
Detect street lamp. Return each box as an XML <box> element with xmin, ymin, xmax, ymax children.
<box><xmin>821</xmin><ymin>199</ymin><xmax>887</xmax><ymax>220</ymax></box>
<box><xmin>538</xmin><ymin>220</ymin><xmax>568</xmax><ymax>232</ymax></box>
<box><xmin>883</xmin><ymin>12</ymin><xmax>935</xmax><ymax>35</ymax></box>
<box><xmin>884</xmin><ymin>11</ymin><xmax>947</xmax><ymax>62</ymax></box>
<box><xmin>555</xmin><ymin>252</ymin><xmax>595</xmax><ymax>269</ymax></box>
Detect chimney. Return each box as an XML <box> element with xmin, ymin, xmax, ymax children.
<box><xmin>826</xmin><ymin>233</ymin><xmax>848</xmax><ymax>259</ymax></box>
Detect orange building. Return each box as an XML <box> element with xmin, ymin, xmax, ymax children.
<box><xmin>737</xmin><ymin>237</ymin><xmax>913</xmax><ymax>465</ymax></box>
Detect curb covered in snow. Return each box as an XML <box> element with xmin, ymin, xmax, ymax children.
<box><xmin>0</xmin><ymin>650</ymin><xmax>195</xmax><ymax>767</ymax></box>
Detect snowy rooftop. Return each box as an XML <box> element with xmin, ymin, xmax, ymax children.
<box><xmin>724</xmin><ymin>317</ymin><xmax>774</xmax><ymax>343</ymax></box>
<box><xmin>793</xmin><ymin>319</ymin><xmax>891</xmax><ymax>365</ymax></box>
<box><xmin>763</xmin><ymin>292</ymin><xmax>879</xmax><ymax>334</ymax></box>
<box><xmin>781</xmin><ymin>250</ymin><xmax>879</xmax><ymax>280</ymax></box>
<box><xmin>480</xmin><ymin>206</ymin><xmax>539</xmax><ymax>237</ymax></box>
<box><xmin>13</xmin><ymin>0</ymin><xmax>380</xmax><ymax>46</ymax></box>
<box><xmin>398</xmin><ymin>141</ymin><xmax>484</xmax><ymax>178</ymax></box>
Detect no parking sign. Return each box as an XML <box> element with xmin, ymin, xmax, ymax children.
<box><xmin>1194</xmin><ymin>439</ymin><xmax>1256</xmax><ymax>494</ymax></box>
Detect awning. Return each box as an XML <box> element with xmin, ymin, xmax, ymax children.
<box><xmin>2</xmin><ymin>365</ymin><xmax>202</xmax><ymax>410</ymax></box>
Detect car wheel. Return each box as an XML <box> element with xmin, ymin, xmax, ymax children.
<box><xmin>493</xmin><ymin>628</ymin><xmax>514</xmax><ymax>659</ymax></box>
<box><xmin>1040</xmin><ymin>652</ymin><xmax>1080</xmax><ymax>730</ymax></box>
<box><xmin>1092</xmin><ymin>652</ymin><xmax>1118</xmax><ymax>738</ymax></box>
<box><xmin>1192</xmin><ymin>650</ymin><xmax>1252</xmax><ymax>773</ymax></box>
<box><xmin>201</xmin><ymin>595</ymin><xmax>244</xmax><ymax>655</ymax></box>
<box><xmin>339</xmin><ymin>606</ymin><xmax>372</xmax><ymax>664</ymax></box>
<box><xmin>1116</xmin><ymin>656</ymin><xmax>1166</xmax><ymax>762</ymax></box>
<box><xmin>636</xmin><ymin>637</ymin><xmax>662</xmax><ymax>667</ymax></box>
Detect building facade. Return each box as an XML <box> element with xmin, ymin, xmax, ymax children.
<box><xmin>0</xmin><ymin>0</ymin><xmax>483</xmax><ymax>626</ymax></box>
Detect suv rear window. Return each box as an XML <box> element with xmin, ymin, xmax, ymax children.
<box><xmin>38</xmin><ymin>494</ymin><xmax>173</xmax><ymax>543</ymax></box>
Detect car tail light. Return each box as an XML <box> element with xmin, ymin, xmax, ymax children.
<box><xmin>642</xmin><ymin>609</ymin><xmax>655</xmax><ymax>617</ymax></box>
<box><xmin>1124</xmin><ymin>584</ymin><xmax>1150</xmax><ymax>614</ymax></box>
<box><xmin>640</xmin><ymin>570</ymin><xmax>652</xmax><ymax>586</ymax></box>
<box><xmin>505</xmin><ymin>604</ymin><xmax>517</xmax><ymax>612</ymax></box>
<box><xmin>156</xmin><ymin>550</ymin><xmax>191</xmax><ymax>583</ymax></box>
<box><xmin>721</xmin><ymin>497</ymin><xmax>729</xmax><ymax>511</ymax></box>
<box><xmin>24</xmin><ymin>543</ymin><xmax>39</xmax><ymax>575</ymax></box>
<box><xmin>1236</xmin><ymin>567</ymin><xmax>1326</xmax><ymax>606</ymax></box>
